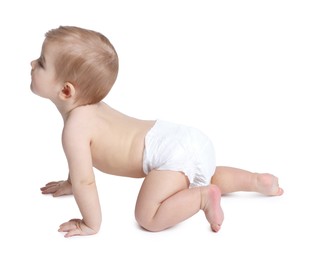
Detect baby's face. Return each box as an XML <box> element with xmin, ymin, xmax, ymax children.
<box><xmin>30</xmin><ymin>40</ymin><xmax>61</xmax><ymax>100</ymax></box>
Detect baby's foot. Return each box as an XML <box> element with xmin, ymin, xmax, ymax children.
<box><xmin>201</xmin><ymin>184</ymin><xmax>224</xmax><ymax>232</ymax></box>
<box><xmin>256</xmin><ymin>173</ymin><xmax>284</xmax><ymax>196</ymax></box>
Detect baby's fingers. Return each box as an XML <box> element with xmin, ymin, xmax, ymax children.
<box><xmin>45</xmin><ymin>181</ymin><xmax>62</xmax><ymax>186</ymax></box>
<box><xmin>59</xmin><ymin>219</ymin><xmax>82</xmax><ymax>237</ymax></box>
<box><xmin>40</xmin><ymin>181</ymin><xmax>65</xmax><ymax>195</ymax></box>
<box><xmin>40</xmin><ymin>181</ymin><xmax>61</xmax><ymax>191</ymax></box>
<box><xmin>40</xmin><ymin>184</ymin><xmax>58</xmax><ymax>194</ymax></box>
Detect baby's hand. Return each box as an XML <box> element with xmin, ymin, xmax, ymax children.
<box><xmin>58</xmin><ymin>219</ymin><xmax>98</xmax><ymax>237</ymax></box>
<box><xmin>40</xmin><ymin>180</ymin><xmax>72</xmax><ymax>196</ymax></box>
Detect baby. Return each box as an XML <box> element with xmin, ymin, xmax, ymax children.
<box><xmin>30</xmin><ymin>26</ymin><xmax>283</xmax><ymax>237</ymax></box>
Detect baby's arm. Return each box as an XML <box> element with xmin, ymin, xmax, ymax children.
<box><xmin>59</xmin><ymin>120</ymin><xmax>102</xmax><ymax>237</ymax></box>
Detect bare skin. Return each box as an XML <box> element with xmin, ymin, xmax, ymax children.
<box><xmin>211</xmin><ymin>166</ymin><xmax>284</xmax><ymax>196</ymax></box>
<box><xmin>32</xmin><ymin>38</ymin><xmax>283</xmax><ymax>238</ymax></box>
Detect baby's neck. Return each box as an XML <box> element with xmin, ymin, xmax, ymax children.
<box><xmin>53</xmin><ymin>101</ymin><xmax>78</xmax><ymax>123</ymax></box>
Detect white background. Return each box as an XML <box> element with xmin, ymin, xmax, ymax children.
<box><xmin>1</xmin><ymin>0</ymin><xmax>313</xmax><ymax>259</ymax></box>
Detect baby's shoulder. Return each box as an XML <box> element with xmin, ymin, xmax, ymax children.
<box><xmin>63</xmin><ymin>105</ymin><xmax>97</xmax><ymax>136</ymax></box>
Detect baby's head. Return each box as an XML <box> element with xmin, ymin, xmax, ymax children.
<box><xmin>44</xmin><ymin>26</ymin><xmax>119</xmax><ymax>105</ymax></box>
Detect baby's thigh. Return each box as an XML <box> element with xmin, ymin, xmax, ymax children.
<box><xmin>135</xmin><ymin>170</ymin><xmax>189</xmax><ymax>217</ymax></box>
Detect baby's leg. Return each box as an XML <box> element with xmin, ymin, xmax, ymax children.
<box><xmin>211</xmin><ymin>166</ymin><xmax>284</xmax><ymax>196</ymax></box>
<box><xmin>135</xmin><ymin>170</ymin><xmax>224</xmax><ymax>232</ymax></box>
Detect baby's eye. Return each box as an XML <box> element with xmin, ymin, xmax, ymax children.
<box><xmin>37</xmin><ymin>58</ymin><xmax>44</xmax><ymax>68</ymax></box>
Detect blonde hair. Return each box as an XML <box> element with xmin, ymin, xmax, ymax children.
<box><xmin>45</xmin><ymin>26</ymin><xmax>119</xmax><ymax>104</ymax></box>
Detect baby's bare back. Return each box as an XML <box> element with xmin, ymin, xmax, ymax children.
<box><xmin>87</xmin><ymin>102</ymin><xmax>155</xmax><ymax>178</ymax></box>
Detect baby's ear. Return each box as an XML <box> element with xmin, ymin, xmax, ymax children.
<box><xmin>59</xmin><ymin>82</ymin><xmax>76</xmax><ymax>100</ymax></box>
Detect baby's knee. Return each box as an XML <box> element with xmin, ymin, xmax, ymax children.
<box><xmin>135</xmin><ymin>210</ymin><xmax>162</xmax><ymax>232</ymax></box>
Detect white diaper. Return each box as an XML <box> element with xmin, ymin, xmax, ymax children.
<box><xmin>143</xmin><ymin>120</ymin><xmax>216</xmax><ymax>187</ymax></box>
